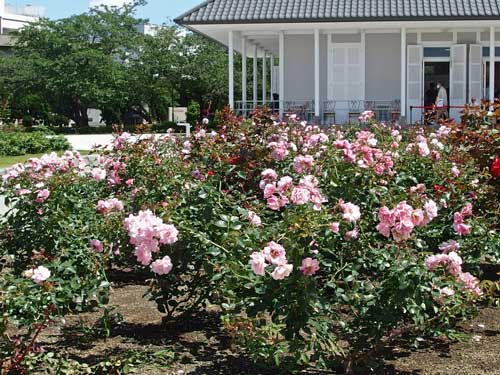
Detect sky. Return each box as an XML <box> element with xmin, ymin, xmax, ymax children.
<box><xmin>10</xmin><ymin>0</ymin><xmax>201</xmax><ymax>24</ymax></box>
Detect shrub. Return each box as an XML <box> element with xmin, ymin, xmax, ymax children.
<box><xmin>186</xmin><ymin>101</ymin><xmax>201</xmax><ymax>125</ymax></box>
<box><xmin>0</xmin><ymin>130</ymin><xmax>70</xmax><ymax>156</ymax></box>
<box><xmin>150</xmin><ymin>121</ymin><xmax>181</xmax><ymax>133</ymax></box>
<box><xmin>1</xmin><ymin>108</ymin><xmax>498</xmax><ymax>373</ymax></box>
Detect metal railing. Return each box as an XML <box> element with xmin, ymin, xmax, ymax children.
<box><xmin>235</xmin><ymin>99</ymin><xmax>401</xmax><ymax>124</ymax></box>
<box><xmin>235</xmin><ymin>100</ymin><xmax>316</xmax><ymax>121</ymax></box>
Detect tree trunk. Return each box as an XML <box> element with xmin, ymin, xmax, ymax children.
<box><xmin>73</xmin><ymin>106</ymin><xmax>89</xmax><ymax>128</ymax></box>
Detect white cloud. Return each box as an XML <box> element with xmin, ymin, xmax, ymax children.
<box><xmin>89</xmin><ymin>0</ymin><xmax>130</xmax><ymax>8</ymax></box>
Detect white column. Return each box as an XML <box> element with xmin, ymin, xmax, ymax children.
<box><xmin>401</xmin><ymin>27</ymin><xmax>407</xmax><ymax>118</ymax></box>
<box><xmin>228</xmin><ymin>30</ymin><xmax>234</xmax><ymax>109</ymax></box>
<box><xmin>262</xmin><ymin>50</ymin><xmax>267</xmax><ymax>103</ymax></box>
<box><xmin>270</xmin><ymin>55</ymin><xmax>275</xmax><ymax>98</ymax></box>
<box><xmin>241</xmin><ymin>36</ymin><xmax>247</xmax><ymax>111</ymax></box>
<box><xmin>490</xmin><ymin>26</ymin><xmax>495</xmax><ymax>102</ymax></box>
<box><xmin>253</xmin><ymin>44</ymin><xmax>258</xmax><ymax>108</ymax></box>
<box><xmin>279</xmin><ymin>31</ymin><xmax>285</xmax><ymax>117</ymax></box>
<box><xmin>314</xmin><ymin>29</ymin><xmax>320</xmax><ymax>118</ymax></box>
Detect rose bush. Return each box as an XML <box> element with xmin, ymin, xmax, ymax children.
<box><xmin>1</xmin><ymin>108</ymin><xmax>499</xmax><ymax>373</ymax></box>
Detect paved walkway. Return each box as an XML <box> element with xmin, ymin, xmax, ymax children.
<box><xmin>65</xmin><ymin>133</ymin><xmax>185</xmax><ymax>151</ymax></box>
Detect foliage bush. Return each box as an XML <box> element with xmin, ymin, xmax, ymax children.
<box><xmin>0</xmin><ymin>129</ymin><xmax>70</xmax><ymax>156</ymax></box>
<box><xmin>1</xmin><ymin>107</ymin><xmax>499</xmax><ymax>373</ymax></box>
<box><xmin>186</xmin><ymin>101</ymin><xmax>201</xmax><ymax>125</ymax></box>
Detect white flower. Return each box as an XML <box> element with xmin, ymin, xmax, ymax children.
<box><xmin>29</xmin><ymin>266</ymin><xmax>51</xmax><ymax>284</ymax></box>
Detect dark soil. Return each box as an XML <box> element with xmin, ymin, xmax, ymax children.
<box><xmin>37</xmin><ymin>283</ymin><xmax>500</xmax><ymax>375</ymax></box>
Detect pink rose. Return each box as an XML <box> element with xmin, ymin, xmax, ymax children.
<box><xmin>134</xmin><ymin>246</ymin><xmax>153</xmax><ymax>266</ymax></box>
<box><xmin>157</xmin><ymin>225</ymin><xmax>179</xmax><ymax>245</ymax></box>
<box><xmin>451</xmin><ymin>165</ymin><xmax>460</xmax><ymax>178</ymax></box>
<box><xmin>35</xmin><ymin>189</ymin><xmax>50</xmax><ymax>203</ymax></box>
<box><xmin>261</xmin><ymin>169</ymin><xmax>278</xmax><ymax>181</ymax></box>
<box><xmin>411</xmin><ymin>209</ymin><xmax>425</xmax><ymax>226</ymax></box>
<box><xmin>425</xmin><ymin>254</ymin><xmax>449</xmax><ymax>271</ymax></box>
<box><xmin>91</xmin><ymin>168</ymin><xmax>107</xmax><ymax>181</ymax></box>
<box><xmin>300</xmin><ymin>258</ymin><xmax>320</xmax><ymax>276</ymax></box>
<box><xmin>423</xmin><ymin>200</ymin><xmax>439</xmax><ymax>224</ymax></box>
<box><xmin>277</xmin><ymin>176</ymin><xmax>293</xmax><ymax>193</ymax></box>
<box><xmin>271</xmin><ymin>264</ymin><xmax>293</xmax><ymax>280</ymax></box>
<box><xmin>151</xmin><ymin>256</ymin><xmax>173</xmax><ymax>275</ymax></box>
<box><xmin>263</xmin><ymin>183</ymin><xmax>277</xmax><ymax>199</ymax></box>
<box><xmin>439</xmin><ymin>240</ymin><xmax>460</xmax><ymax>254</ymax></box>
<box><xmin>262</xmin><ymin>241</ymin><xmax>287</xmax><ymax>266</ymax></box>
<box><xmin>266</xmin><ymin>196</ymin><xmax>282</xmax><ymax>211</ymax></box>
<box><xmin>378</xmin><ymin>206</ymin><xmax>395</xmax><ymax>226</ymax></box>
<box><xmin>454</xmin><ymin>222</ymin><xmax>471</xmax><ymax>236</ymax></box>
<box><xmin>446</xmin><ymin>251</ymin><xmax>463</xmax><ymax>276</ymax></box>
<box><xmin>291</xmin><ymin>187</ymin><xmax>311</xmax><ymax>206</ymax></box>
<box><xmin>417</xmin><ymin>142</ymin><xmax>430</xmax><ymax>157</ymax></box>
<box><xmin>341</xmin><ymin>202</ymin><xmax>361</xmax><ymax>223</ymax></box>
<box><xmin>439</xmin><ymin>287</ymin><xmax>455</xmax><ymax>297</ymax></box>
<box><xmin>376</xmin><ymin>222</ymin><xmax>391</xmax><ymax>238</ymax></box>
<box><xmin>250</xmin><ymin>251</ymin><xmax>267</xmax><ymax>276</ymax></box>
<box><xmin>248</xmin><ymin>211</ymin><xmax>262</xmax><ymax>226</ymax></box>
<box><xmin>97</xmin><ymin>198</ymin><xmax>124</xmax><ymax>214</ymax></box>
<box><xmin>90</xmin><ymin>239</ymin><xmax>104</xmax><ymax>253</ymax></box>
<box><xmin>293</xmin><ymin>155</ymin><xmax>314</xmax><ymax>173</ymax></box>
<box><xmin>345</xmin><ymin>229</ymin><xmax>359</xmax><ymax>240</ymax></box>
<box><xmin>330</xmin><ymin>222</ymin><xmax>340</xmax><ymax>233</ymax></box>
<box><xmin>460</xmin><ymin>203</ymin><xmax>473</xmax><ymax>218</ymax></box>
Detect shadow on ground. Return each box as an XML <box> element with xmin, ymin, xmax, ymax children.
<box><xmin>38</xmin><ymin>284</ymin><xmax>500</xmax><ymax>375</ymax></box>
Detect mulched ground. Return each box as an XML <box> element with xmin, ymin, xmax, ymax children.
<box><xmin>37</xmin><ymin>282</ymin><xmax>500</xmax><ymax>375</ymax></box>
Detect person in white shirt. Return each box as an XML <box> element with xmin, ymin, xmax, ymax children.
<box><xmin>435</xmin><ymin>81</ymin><xmax>448</xmax><ymax>119</ymax></box>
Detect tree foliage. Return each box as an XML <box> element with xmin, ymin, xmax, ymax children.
<box><xmin>0</xmin><ymin>1</ymin><xmax>239</xmax><ymax>128</ymax></box>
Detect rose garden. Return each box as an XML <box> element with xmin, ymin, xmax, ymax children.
<box><xmin>0</xmin><ymin>103</ymin><xmax>498</xmax><ymax>374</ymax></box>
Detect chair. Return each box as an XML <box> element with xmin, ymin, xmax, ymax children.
<box><xmin>375</xmin><ymin>101</ymin><xmax>391</xmax><ymax>122</ymax></box>
<box><xmin>348</xmin><ymin>100</ymin><xmax>362</xmax><ymax>123</ymax></box>
<box><xmin>323</xmin><ymin>100</ymin><xmax>336</xmax><ymax>125</ymax></box>
<box><xmin>284</xmin><ymin>101</ymin><xmax>305</xmax><ymax>120</ymax></box>
<box><xmin>305</xmin><ymin>101</ymin><xmax>315</xmax><ymax>123</ymax></box>
<box><xmin>390</xmin><ymin>100</ymin><xmax>401</xmax><ymax>122</ymax></box>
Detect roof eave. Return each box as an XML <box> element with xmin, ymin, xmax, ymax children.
<box><xmin>176</xmin><ymin>15</ymin><xmax>500</xmax><ymax>26</ymax></box>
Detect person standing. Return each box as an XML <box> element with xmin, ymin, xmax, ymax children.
<box><xmin>425</xmin><ymin>83</ymin><xmax>438</xmax><ymax>108</ymax></box>
<box><xmin>435</xmin><ymin>81</ymin><xmax>448</xmax><ymax>119</ymax></box>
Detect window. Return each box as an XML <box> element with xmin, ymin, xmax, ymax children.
<box><xmin>482</xmin><ymin>47</ymin><xmax>500</xmax><ymax>57</ymax></box>
<box><xmin>423</xmin><ymin>47</ymin><xmax>451</xmax><ymax>58</ymax></box>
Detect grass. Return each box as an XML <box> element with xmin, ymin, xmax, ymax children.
<box><xmin>0</xmin><ymin>150</ymin><xmax>92</xmax><ymax>169</ymax></box>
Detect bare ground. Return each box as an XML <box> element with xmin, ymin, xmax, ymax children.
<box><xmin>36</xmin><ymin>283</ymin><xmax>500</xmax><ymax>375</ymax></box>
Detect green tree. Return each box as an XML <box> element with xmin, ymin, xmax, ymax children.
<box><xmin>178</xmin><ymin>33</ymin><xmax>242</xmax><ymax>113</ymax></box>
<box><xmin>126</xmin><ymin>26</ymin><xmax>182</xmax><ymax>123</ymax></box>
<box><xmin>10</xmin><ymin>1</ymin><xmax>146</xmax><ymax>127</ymax></box>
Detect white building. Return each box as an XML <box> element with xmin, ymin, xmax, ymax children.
<box><xmin>176</xmin><ymin>0</ymin><xmax>500</xmax><ymax>124</ymax></box>
<box><xmin>0</xmin><ymin>0</ymin><xmax>42</xmax><ymax>49</ymax></box>
<box><xmin>0</xmin><ymin>0</ymin><xmax>43</xmax><ymax>34</ymax></box>
<box><xmin>136</xmin><ymin>22</ymin><xmax>162</xmax><ymax>36</ymax></box>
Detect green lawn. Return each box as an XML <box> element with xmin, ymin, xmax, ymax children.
<box><xmin>0</xmin><ymin>150</ymin><xmax>91</xmax><ymax>169</ymax></box>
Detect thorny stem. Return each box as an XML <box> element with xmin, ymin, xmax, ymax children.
<box><xmin>2</xmin><ymin>305</ymin><xmax>54</xmax><ymax>375</ymax></box>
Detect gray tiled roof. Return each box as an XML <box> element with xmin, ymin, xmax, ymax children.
<box><xmin>175</xmin><ymin>0</ymin><xmax>500</xmax><ymax>24</ymax></box>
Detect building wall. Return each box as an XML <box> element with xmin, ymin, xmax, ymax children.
<box><xmin>277</xmin><ymin>30</ymin><xmax>488</xmax><ymax>121</ymax></box>
<box><xmin>284</xmin><ymin>33</ymin><xmax>402</xmax><ymax>102</ymax></box>
<box><xmin>284</xmin><ymin>34</ymin><xmax>314</xmax><ymax>101</ymax></box>
<box><xmin>365</xmin><ymin>33</ymin><xmax>401</xmax><ymax>101</ymax></box>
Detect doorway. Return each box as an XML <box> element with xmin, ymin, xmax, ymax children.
<box><xmin>484</xmin><ymin>61</ymin><xmax>500</xmax><ymax>99</ymax></box>
<box><xmin>423</xmin><ymin>61</ymin><xmax>450</xmax><ymax>108</ymax></box>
